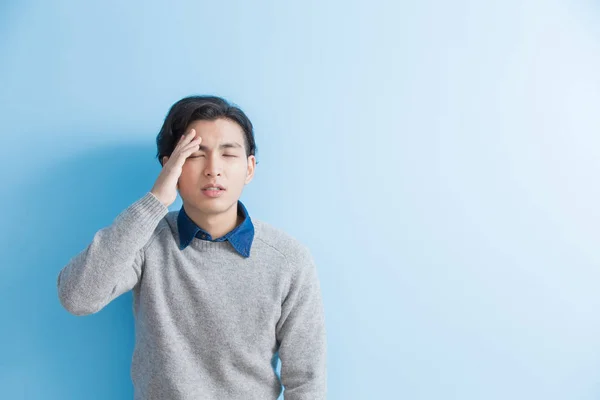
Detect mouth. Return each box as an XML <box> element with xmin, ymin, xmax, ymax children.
<box><xmin>201</xmin><ymin>187</ymin><xmax>226</xmax><ymax>198</ymax></box>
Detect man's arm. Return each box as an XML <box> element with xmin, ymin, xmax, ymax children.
<box><xmin>57</xmin><ymin>192</ymin><xmax>168</xmax><ymax>316</ymax></box>
<box><xmin>276</xmin><ymin>245</ymin><xmax>327</xmax><ymax>400</ymax></box>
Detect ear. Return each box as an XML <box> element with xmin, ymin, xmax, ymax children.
<box><xmin>162</xmin><ymin>156</ymin><xmax>169</xmax><ymax>166</ymax></box>
<box><xmin>245</xmin><ymin>155</ymin><xmax>256</xmax><ymax>184</ymax></box>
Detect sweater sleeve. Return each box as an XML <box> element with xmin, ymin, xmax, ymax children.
<box><xmin>57</xmin><ymin>191</ymin><xmax>168</xmax><ymax>316</ymax></box>
<box><xmin>276</xmin><ymin>245</ymin><xmax>327</xmax><ymax>400</ymax></box>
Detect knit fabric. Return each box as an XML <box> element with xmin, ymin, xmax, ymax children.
<box><xmin>57</xmin><ymin>191</ymin><xmax>327</xmax><ymax>399</ymax></box>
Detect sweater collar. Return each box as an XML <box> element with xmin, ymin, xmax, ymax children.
<box><xmin>177</xmin><ymin>201</ymin><xmax>254</xmax><ymax>257</ymax></box>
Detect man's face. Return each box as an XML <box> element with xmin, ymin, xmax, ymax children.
<box><xmin>175</xmin><ymin>118</ymin><xmax>255</xmax><ymax>215</ymax></box>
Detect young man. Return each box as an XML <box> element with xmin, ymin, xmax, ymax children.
<box><xmin>56</xmin><ymin>95</ymin><xmax>327</xmax><ymax>400</ymax></box>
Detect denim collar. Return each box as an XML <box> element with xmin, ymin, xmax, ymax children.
<box><xmin>177</xmin><ymin>201</ymin><xmax>254</xmax><ymax>257</ymax></box>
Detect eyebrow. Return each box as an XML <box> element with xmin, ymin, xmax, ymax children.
<box><xmin>196</xmin><ymin>142</ymin><xmax>243</xmax><ymax>152</ymax></box>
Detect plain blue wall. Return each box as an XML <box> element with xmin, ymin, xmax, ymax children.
<box><xmin>2</xmin><ymin>0</ymin><xmax>600</xmax><ymax>399</ymax></box>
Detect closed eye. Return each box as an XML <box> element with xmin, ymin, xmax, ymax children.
<box><xmin>189</xmin><ymin>154</ymin><xmax>237</xmax><ymax>158</ymax></box>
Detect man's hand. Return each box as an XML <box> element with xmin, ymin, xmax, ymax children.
<box><xmin>151</xmin><ymin>129</ymin><xmax>202</xmax><ymax>207</ymax></box>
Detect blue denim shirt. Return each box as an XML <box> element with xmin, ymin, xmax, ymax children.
<box><xmin>177</xmin><ymin>200</ymin><xmax>254</xmax><ymax>258</ymax></box>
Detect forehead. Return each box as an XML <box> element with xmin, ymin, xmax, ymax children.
<box><xmin>187</xmin><ymin>118</ymin><xmax>244</xmax><ymax>142</ymax></box>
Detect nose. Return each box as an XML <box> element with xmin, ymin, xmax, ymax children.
<box><xmin>203</xmin><ymin>154</ymin><xmax>223</xmax><ymax>177</ymax></box>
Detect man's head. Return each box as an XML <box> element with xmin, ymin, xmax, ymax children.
<box><xmin>156</xmin><ymin>95</ymin><xmax>257</xmax><ymax>216</ymax></box>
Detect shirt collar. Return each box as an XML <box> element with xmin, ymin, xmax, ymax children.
<box><xmin>177</xmin><ymin>201</ymin><xmax>254</xmax><ymax>257</ymax></box>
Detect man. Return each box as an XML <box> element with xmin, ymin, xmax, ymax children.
<box><xmin>56</xmin><ymin>95</ymin><xmax>327</xmax><ymax>400</ymax></box>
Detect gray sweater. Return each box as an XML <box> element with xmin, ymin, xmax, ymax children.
<box><xmin>56</xmin><ymin>191</ymin><xmax>327</xmax><ymax>399</ymax></box>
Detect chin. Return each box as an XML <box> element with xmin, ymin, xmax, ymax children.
<box><xmin>185</xmin><ymin>193</ymin><xmax>236</xmax><ymax>212</ymax></box>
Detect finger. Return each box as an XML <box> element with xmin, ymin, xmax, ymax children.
<box><xmin>186</xmin><ymin>128</ymin><xmax>196</xmax><ymax>141</ymax></box>
<box><xmin>177</xmin><ymin>129</ymin><xmax>196</xmax><ymax>148</ymax></box>
<box><xmin>184</xmin><ymin>135</ymin><xmax>202</xmax><ymax>148</ymax></box>
<box><xmin>181</xmin><ymin>140</ymin><xmax>201</xmax><ymax>154</ymax></box>
<box><xmin>173</xmin><ymin>144</ymin><xmax>199</xmax><ymax>168</ymax></box>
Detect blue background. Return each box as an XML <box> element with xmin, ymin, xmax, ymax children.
<box><xmin>2</xmin><ymin>0</ymin><xmax>600</xmax><ymax>399</ymax></box>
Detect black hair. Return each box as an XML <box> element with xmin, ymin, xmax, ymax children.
<box><xmin>156</xmin><ymin>95</ymin><xmax>258</xmax><ymax>166</ymax></box>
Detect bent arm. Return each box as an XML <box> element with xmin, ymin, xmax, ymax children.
<box><xmin>57</xmin><ymin>192</ymin><xmax>168</xmax><ymax>316</ymax></box>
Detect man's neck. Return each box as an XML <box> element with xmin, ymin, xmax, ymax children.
<box><xmin>183</xmin><ymin>202</ymin><xmax>242</xmax><ymax>239</ymax></box>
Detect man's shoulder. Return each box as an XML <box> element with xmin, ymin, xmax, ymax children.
<box><xmin>142</xmin><ymin>210</ymin><xmax>178</xmax><ymax>248</ymax></box>
<box><xmin>252</xmin><ymin>218</ymin><xmax>312</xmax><ymax>260</ymax></box>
